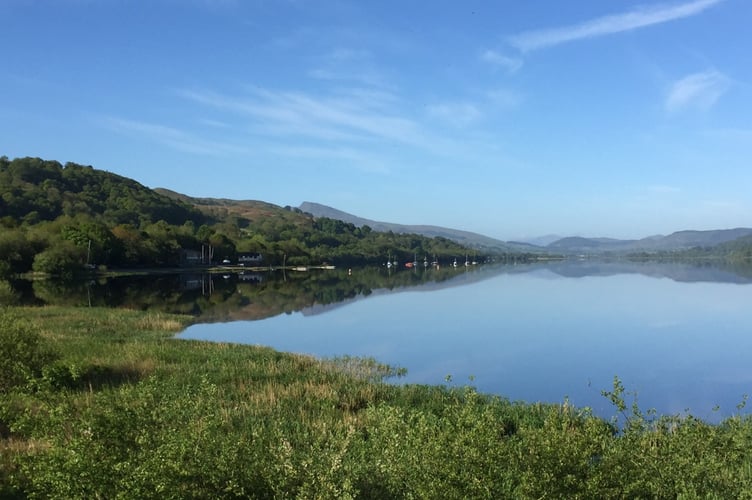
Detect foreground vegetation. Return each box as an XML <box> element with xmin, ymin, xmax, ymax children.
<box><xmin>2</xmin><ymin>306</ymin><xmax>752</xmax><ymax>498</ymax></box>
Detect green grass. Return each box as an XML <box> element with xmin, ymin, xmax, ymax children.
<box><xmin>2</xmin><ymin>305</ymin><xmax>752</xmax><ymax>498</ymax></box>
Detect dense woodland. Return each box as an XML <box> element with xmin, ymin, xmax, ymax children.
<box><xmin>0</xmin><ymin>156</ymin><xmax>509</xmax><ymax>278</ymax></box>
<box><xmin>628</xmin><ymin>234</ymin><xmax>752</xmax><ymax>263</ymax></box>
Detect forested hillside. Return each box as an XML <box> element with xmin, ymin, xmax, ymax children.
<box><xmin>629</xmin><ymin>234</ymin><xmax>752</xmax><ymax>264</ymax></box>
<box><xmin>0</xmin><ymin>156</ymin><xmax>205</xmax><ymax>227</ymax></box>
<box><xmin>0</xmin><ymin>156</ymin><xmax>491</xmax><ymax>277</ymax></box>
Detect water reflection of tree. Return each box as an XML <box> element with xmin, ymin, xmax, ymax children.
<box><xmin>16</xmin><ymin>265</ymin><xmax>486</xmax><ymax>321</ymax></box>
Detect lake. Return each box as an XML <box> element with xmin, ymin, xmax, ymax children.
<box><xmin>175</xmin><ymin>260</ymin><xmax>752</xmax><ymax>422</ymax></box>
<box><xmin>7</xmin><ymin>260</ymin><xmax>752</xmax><ymax>421</ymax></box>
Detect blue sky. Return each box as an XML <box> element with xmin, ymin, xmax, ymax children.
<box><xmin>2</xmin><ymin>0</ymin><xmax>750</xmax><ymax>241</ymax></box>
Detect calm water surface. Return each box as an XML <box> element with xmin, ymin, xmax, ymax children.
<box><xmin>180</xmin><ymin>262</ymin><xmax>752</xmax><ymax>421</ymax></box>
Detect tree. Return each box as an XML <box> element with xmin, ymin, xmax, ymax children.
<box><xmin>32</xmin><ymin>241</ymin><xmax>85</xmax><ymax>278</ymax></box>
<box><xmin>0</xmin><ymin>228</ymin><xmax>46</xmax><ymax>276</ymax></box>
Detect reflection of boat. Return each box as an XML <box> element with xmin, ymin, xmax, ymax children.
<box><xmin>405</xmin><ymin>253</ymin><xmax>417</xmax><ymax>268</ymax></box>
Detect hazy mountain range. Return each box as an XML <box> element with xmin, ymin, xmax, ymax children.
<box><xmin>299</xmin><ymin>202</ymin><xmax>752</xmax><ymax>255</ymax></box>
<box><xmin>544</xmin><ymin>228</ymin><xmax>752</xmax><ymax>254</ymax></box>
<box><xmin>298</xmin><ymin>202</ymin><xmax>541</xmax><ymax>253</ymax></box>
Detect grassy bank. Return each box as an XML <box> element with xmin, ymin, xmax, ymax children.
<box><xmin>2</xmin><ymin>306</ymin><xmax>752</xmax><ymax>498</ymax></box>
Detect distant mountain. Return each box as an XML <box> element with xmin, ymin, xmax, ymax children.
<box><xmin>298</xmin><ymin>202</ymin><xmax>543</xmax><ymax>253</ymax></box>
<box><xmin>546</xmin><ymin>228</ymin><xmax>752</xmax><ymax>254</ymax></box>
<box><xmin>517</xmin><ymin>234</ymin><xmax>563</xmax><ymax>247</ymax></box>
<box><xmin>653</xmin><ymin>229</ymin><xmax>752</xmax><ymax>249</ymax></box>
<box><xmin>535</xmin><ymin>260</ymin><xmax>752</xmax><ymax>284</ymax></box>
<box><xmin>547</xmin><ymin>236</ymin><xmax>631</xmax><ymax>252</ymax></box>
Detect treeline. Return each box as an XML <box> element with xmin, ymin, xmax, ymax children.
<box><xmin>0</xmin><ymin>156</ymin><xmax>502</xmax><ymax>277</ymax></box>
<box><xmin>628</xmin><ymin>235</ymin><xmax>752</xmax><ymax>264</ymax></box>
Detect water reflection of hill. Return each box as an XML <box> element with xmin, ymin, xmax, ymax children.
<box><xmin>538</xmin><ymin>260</ymin><xmax>752</xmax><ymax>284</ymax></box>
<box><xmin>206</xmin><ymin>265</ymin><xmax>505</xmax><ymax>323</ymax></box>
<box><xmin>3</xmin><ymin>260</ymin><xmax>750</xmax><ymax>322</ymax></box>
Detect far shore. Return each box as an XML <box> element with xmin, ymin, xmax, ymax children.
<box><xmin>17</xmin><ymin>263</ymin><xmax>340</xmax><ymax>280</ymax></box>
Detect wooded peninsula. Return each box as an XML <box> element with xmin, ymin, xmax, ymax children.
<box><xmin>0</xmin><ymin>156</ymin><xmax>541</xmax><ymax>279</ymax></box>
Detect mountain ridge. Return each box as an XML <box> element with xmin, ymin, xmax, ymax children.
<box><xmin>546</xmin><ymin>228</ymin><xmax>752</xmax><ymax>254</ymax></box>
<box><xmin>298</xmin><ymin>202</ymin><xmax>751</xmax><ymax>255</ymax></box>
<box><xmin>298</xmin><ymin>201</ymin><xmax>542</xmax><ymax>253</ymax></box>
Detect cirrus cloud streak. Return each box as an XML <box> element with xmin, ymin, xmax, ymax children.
<box><xmin>665</xmin><ymin>70</ymin><xmax>730</xmax><ymax>112</ymax></box>
<box><xmin>508</xmin><ymin>0</ymin><xmax>723</xmax><ymax>53</ymax></box>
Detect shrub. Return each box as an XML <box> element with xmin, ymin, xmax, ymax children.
<box><xmin>0</xmin><ymin>310</ymin><xmax>56</xmax><ymax>393</ymax></box>
<box><xmin>31</xmin><ymin>243</ymin><xmax>84</xmax><ymax>278</ymax></box>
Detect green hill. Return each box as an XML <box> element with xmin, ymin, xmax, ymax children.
<box><xmin>0</xmin><ymin>156</ymin><xmax>206</xmax><ymax>227</ymax></box>
<box><xmin>1</xmin><ymin>156</ymin><xmax>488</xmax><ymax>277</ymax></box>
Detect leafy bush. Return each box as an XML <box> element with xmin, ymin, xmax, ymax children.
<box><xmin>31</xmin><ymin>243</ymin><xmax>85</xmax><ymax>278</ymax></box>
<box><xmin>0</xmin><ymin>310</ymin><xmax>56</xmax><ymax>393</ymax></box>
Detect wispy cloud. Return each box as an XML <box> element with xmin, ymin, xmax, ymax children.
<box><xmin>308</xmin><ymin>47</ymin><xmax>390</xmax><ymax>88</ymax></box>
<box><xmin>100</xmin><ymin>116</ymin><xmax>248</xmax><ymax>156</ymax></box>
<box><xmin>269</xmin><ymin>145</ymin><xmax>391</xmax><ymax>174</ymax></box>
<box><xmin>178</xmin><ymin>87</ymin><xmax>425</xmax><ymax>146</ymax></box>
<box><xmin>485</xmin><ymin>88</ymin><xmax>523</xmax><ymax>109</ymax></box>
<box><xmin>173</xmin><ymin>83</ymin><xmax>505</xmax><ymax>176</ymax></box>
<box><xmin>665</xmin><ymin>69</ymin><xmax>730</xmax><ymax>112</ymax></box>
<box><xmin>198</xmin><ymin>118</ymin><xmax>231</xmax><ymax>129</ymax></box>
<box><xmin>480</xmin><ymin>49</ymin><xmax>522</xmax><ymax>73</ymax></box>
<box><xmin>426</xmin><ymin>102</ymin><xmax>482</xmax><ymax>127</ymax></box>
<box><xmin>509</xmin><ymin>0</ymin><xmax>723</xmax><ymax>53</ymax></box>
<box><xmin>308</xmin><ymin>67</ymin><xmax>387</xmax><ymax>88</ymax></box>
